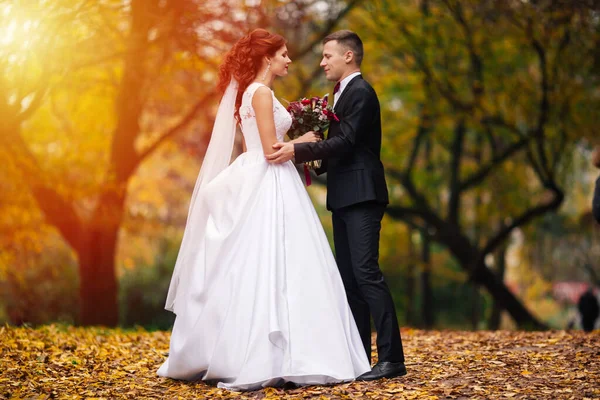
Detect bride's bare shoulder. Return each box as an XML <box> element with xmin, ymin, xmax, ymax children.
<box><xmin>254</xmin><ymin>85</ymin><xmax>271</xmax><ymax>93</ymax></box>
<box><xmin>252</xmin><ymin>86</ymin><xmax>274</xmax><ymax>110</ymax></box>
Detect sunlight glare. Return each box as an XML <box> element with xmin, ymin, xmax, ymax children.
<box><xmin>1</xmin><ymin>3</ymin><xmax>39</xmax><ymax>50</ymax></box>
<box><xmin>2</xmin><ymin>20</ymin><xmax>17</xmax><ymax>46</ymax></box>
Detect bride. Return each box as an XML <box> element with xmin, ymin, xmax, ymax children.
<box><xmin>157</xmin><ymin>28</ymin><xmax>370</xmax><ymax>391</ymax></box>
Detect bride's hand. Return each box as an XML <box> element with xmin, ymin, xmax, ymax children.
<box><xmin>295</xmin><ymin>131</ymin><xmax>321</xmax><ymax>143</ymax></box>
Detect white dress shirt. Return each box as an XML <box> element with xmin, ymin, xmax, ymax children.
<box><xmin>333</xmin><ymin>71</ymin><xmax>362</xmax><ymax>108</ymax></box>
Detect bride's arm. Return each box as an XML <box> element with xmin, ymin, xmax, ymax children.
<box><xmin>253</xmin><ymin>87</ymin><xmax>278</xmax><ymax>156</ymax></box>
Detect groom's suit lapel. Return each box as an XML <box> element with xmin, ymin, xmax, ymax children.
<box><xmin>333</xmin><ymin>75</ymin><xmax>363</xmax><ymax>114</ymax></box>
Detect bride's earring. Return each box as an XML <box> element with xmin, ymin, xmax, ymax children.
<box><xmin>261</xmin><ymin>62</ymin><xmax>271</xmax><ymax>82</ymax></box>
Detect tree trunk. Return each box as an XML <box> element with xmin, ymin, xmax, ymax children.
<box><xmin>420</xmin><ymin>129</ymin><xmax>434</xmax><ymax>329</ymax></box>
<box><xmin>78</xmin><ymin>229</ymin><xmax>119</xmax><ymax>326</ymax></box>
<box><xmin>437</xmin><ymin>226</ymin><xmax>546</xmax><ymax>329</ymax></box>
<box><xmin>421</xmin><ymin>227</ymin><xmax>434</xmax><ymax>328</ymax></box>
<box><xmin>74</xmin><ymin>0</ymin><xmax>149</xmax><ymax>326</ymax></box>
<box><xmin>76</xmin><ymin>190</ymin><xmax>125</xmax><ymax>326</ymax></box>
<box><xmin>471</xmin><ymin>286</ymin><xmax>480</xmax><ymax>330</ymax></box>
<box><xmin>473</xmin><ymin>258</ymin><xmax>543</xmax><ymax>329</ymax></box>
<box><xmin>406</xmin><ymin>227</ymin><xmax>416</xmax><ymax>326</ymax></box>
<box><xmin>489</xmin><ymin>243</ymin><xmax>508</xmax><ymax>330</ymax></box>
<box><xmin>471</xmin><ymin>186</ymin><xmax>482</xmax><ymax>331</ymax></box>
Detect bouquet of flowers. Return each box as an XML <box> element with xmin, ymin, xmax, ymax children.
<box><xmin>285</xmin><ymin>95</ymin><xmax>339</xmax><ymax>174</ymax></box>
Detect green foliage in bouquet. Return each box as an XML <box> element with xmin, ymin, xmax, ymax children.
<box><xmin>285</xmin><ymin>95</ymin><xmax>338</xmax><ymax>141</ymax></box>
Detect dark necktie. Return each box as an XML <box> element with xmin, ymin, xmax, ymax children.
<box><xmin>333</xmin><ymin>82</ymin><xmax>340</xmax><ymax>94</ymax></box>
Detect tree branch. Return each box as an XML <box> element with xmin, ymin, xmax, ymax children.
<box><xmin>294</xmin><ymin>0</ymin><xmax>364</xmax><ymax>59</ymax></box>
<box><xmin>459</xmin><ymin>136</ymin><xmax>530</xmax><ymax>191</ymax></box>
<box><xmin>480</xmin><ymin>188</ymin><xmax>564</xmax><ymax>257</ymax></box>
<box><xmin>444</xmin><ymin>0</ymin><xmax>485</xmax><ymax>103</ymax></box>
<box><xmin>385</xmin><ymin>205</ymin><xmax>441</xmax><ymax>231</ymax></box>
<box><xmin>110</xmin><ymin>0</ymin><xmax>153</xmax><ymax>182</ymax></box>
<box><xmin>387</xmin><ymin>168</ymin><xmax>435</xmax><ymax>216</ymax></box>
<box><xmin>1</xmin><ymin>124</ymin><xmax>84</xmax><ymax>252</ymax></box>
<box><xmin>294</xmin><ymin>63</ymin><xmax>326</xmax><ymax>101</ymax></box>
<box><xmin>481</xmin><ymin>115</ymin><xmax>527</xmax><ymax>139</ymax></box>
<box><xmin>135</xmin><ymin>90</ymin><xmax>217</xmax><ymax>166</ymax></box>
<box><xmin>532</xmin><ymin>39</ymin><xmax>551</xmax><ymax>170</ymax></box>
<box><xmin>405</xmin><ymin>108</ymin><xmax>430</xmax><ymax>177</ymax></box>
<box><xmin>482</xmin><ymin>120</ymin><xmax>498</xmax><ymax>159</ymax></box>
<box><xmin>448</xmin><ymin>118</ymin><xmax>466</xmax><ymax>225</ymax></box>
<box><xmin>16</xmin><ymin>87</ymin><xmax>50</xmax><ymax>124</ymax></box>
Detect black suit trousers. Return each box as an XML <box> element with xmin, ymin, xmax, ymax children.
<box><xmin>332</xmin><ymin>201</ymin><xmax>405</xmax><ymax>363</ymax></box>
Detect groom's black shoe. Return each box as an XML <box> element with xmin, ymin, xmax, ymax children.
<box><xmin>356</xmin><ymin>361</ymin><xmax>407</xmax><ymax>381</ymax></box>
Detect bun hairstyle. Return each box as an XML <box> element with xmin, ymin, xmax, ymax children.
<box><xmin>217</xmin><ymin>29</ymin><xmax>286</xmax><ymax>122</ymax></box>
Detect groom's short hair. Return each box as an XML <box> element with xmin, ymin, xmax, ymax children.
<box><xmin>323</xmin><ymin>30</ymin><xmax>364</xmax><ymax>66</ymax></box>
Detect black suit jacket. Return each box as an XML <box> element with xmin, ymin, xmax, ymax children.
<box><xmin>294</xmin><ymin>75</ymin><xmax>389</xmax><ymax>211</ymax></box>
<box><xmin>593</xmin><ymin>176</ymin><xmax>600</xmax><ymax>224</ymax></box>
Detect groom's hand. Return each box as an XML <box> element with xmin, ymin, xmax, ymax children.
<box><xmin>266</xmin><ymin>142</ymin><xmax>295</xmax><ymax>164</ymax></box>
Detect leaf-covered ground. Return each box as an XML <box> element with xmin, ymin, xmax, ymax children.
<box><xmin>1</xmin><ymin>325</ymin><xmax>598</xmax><ymax>399</ymax></box>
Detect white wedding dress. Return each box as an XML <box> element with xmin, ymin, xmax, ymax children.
<box><xmin>157</xmin><ymin>82</ymin><xmax>370</xmax><ymax>391</ymax></box>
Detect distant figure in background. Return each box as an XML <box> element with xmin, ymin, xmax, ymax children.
<box><xmin>592</xmin><ymin>146</ymin><xmax>600</xmax><ymax>224</ymax></box>
<box><xmin>577</xmin><ymin>287</ymin><xmax>599</xmax><ymax>332</ymax></box>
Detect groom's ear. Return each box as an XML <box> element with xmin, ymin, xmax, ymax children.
<box><xmin>344</xmin><ymin>50</ymin><xmax>355</xmax><ymax>64</ymax></box>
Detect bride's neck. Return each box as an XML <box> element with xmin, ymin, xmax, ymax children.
<box><xmin>254</xmin><ymin>71</ymin><xmax>274</xmax><ymax>87</ymax></box>
<box><xmin>253</xmin><ymin>79</ymin><xmax>273</xmax><ymax>88</ymax></box>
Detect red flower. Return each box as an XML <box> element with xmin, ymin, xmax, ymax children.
<box><xmin>322</xmin><ymin>109</ymin><xmax>338</xmax><ymax>122</ymax></box>
<box><xmin>301</xmin><ymin>98</ymin><xmax>311</xmax><ymax>105</ymax></box>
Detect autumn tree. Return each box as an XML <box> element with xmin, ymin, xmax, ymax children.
<box><xmin>0</xmin><ymin>0</ymin><xmax>270</xmax><ymax>325</ymax></box>
<box><xmin>1</xmin><ymin>0</ymin><xmax>366</xmax><ymax>326</ymax></box>
<box><xmin>351</xmin><ymin>0</ymin><xmax>600</xmax><ymax>328</ymax></box>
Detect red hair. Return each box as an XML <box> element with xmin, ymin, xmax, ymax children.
<box><xmin>217</xmin><ymin>29</ymin><xmax>286</xmax><ymax>122</ymax></box>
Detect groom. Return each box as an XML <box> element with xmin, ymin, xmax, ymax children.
<box><xmin>267</xmin><ymin>30</ymin><xmax>406</xmax><ymax>381</ymax></box>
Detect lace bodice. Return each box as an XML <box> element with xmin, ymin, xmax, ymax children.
<box><xmin>239</xmin><ymin>82</ymin><xmax>292</xmax><ymax>152</ymax></box>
